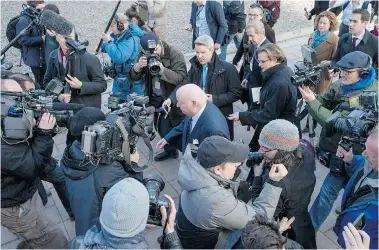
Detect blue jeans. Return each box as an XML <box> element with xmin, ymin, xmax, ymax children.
<box><xmin>310</xmin><ymin>173</ymin><xmax>346</xmax><ymax>232</ymax></box>
<box><xmin>113</xmin><ymin>76</ymin><xmax>145</xmax><ymax>101</ymax></box>
<box><xmin>219</xmin><ymin>34</ymin><xmax>241</xmax><ymax>61</ymax></box>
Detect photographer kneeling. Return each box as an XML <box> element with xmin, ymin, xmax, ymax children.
<box><xmin>298</xmin><ymin>51</ymin><xmax>378</xmax><ymax>232</ymax></box>
<box><xmin>61</xmin><ymin>107</ymin><xmax>142</xmax><ymax>236</ymax></box>
<box><xmin>69</xmin><ymin>177</ymin><xmax>181</xmax><ymax>249</ymax></box>
<box><xmin>248</xmin><ymin>119</ymin><xmax>317</xmax><ymax>249</ymax></box>
<box><xmin>129</xmin><ymin>32</ymin><xmax>187</xmax><ymax>161</ymax></box>
<box><xmin>175</xmin><ymin>136</ymin><xmax>288</xmax><ymax>249</ymax></box>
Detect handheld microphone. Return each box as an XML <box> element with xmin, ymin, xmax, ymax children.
<box><xmin>52</xmin><ymin>102</ymin><xmax>85</xmax><ymax>111</ymax></box>
<box><xmin>40</xmin><ymin>10</ymin><xmax>74</xmax><ymax>36</ymax></box>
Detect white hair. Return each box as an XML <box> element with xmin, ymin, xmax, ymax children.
<box><xmin>194</xmin><ymin>35</ymin><xmax>214</xmax><ymax>48</ymax></box>
<box><xmin>246</xmin><ymin>20</ymin><xmax>266</xmax><ymax>34</ymax></box>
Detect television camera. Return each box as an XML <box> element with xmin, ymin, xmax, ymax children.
<box><xmin>81</xmin><ymin>94</ymin><xmax>155</xmax><ymax>171</ymax></box>
<box><xmin>291</xmin><ymin>45</ymin><xmax>324</xmax><ymax>88</ymax></box>
<box><xmin>325</xmin><ymin>91</ymin><xmax>378</xmax><ymax>151</ymax></box>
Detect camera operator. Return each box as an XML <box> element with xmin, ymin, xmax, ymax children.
<box><xmin>43</xmin><ymin>4</ymin><xmax>60</xmax><ymax>71</ymax></box>
<box><xmin>15</xmin><ymin>1</ymin><xmax>46</xmax><ymax>87</ymax></box>
<box><xmin>69</xmin><ymin>178</ymin><xmax>181</xmax><ymax>249</ymax></box>
<box><xmin>2</xmin><ymin>75</ymin><xmax>74</xmax><ymax>220</ymax></box>
<box><xmin>333</xmin><ymin>126</ymin><xmax>378</xmax><ymax>249</ymax></box>
<box><xmin>248</xmin><ymin>119</ymin><xmax>317</xmax><ymax>248</ymax></box>
<box><xmin>130</xmin><ymin>32</ymin><xmax>187</xmax><ymax>161</ymax></box>
<box><xmin>101</xmin><ymin>13</ymin><xmax>144</xmax><ymax>101</ymax></box>
<box><xmin>61</xmin><ymin>107</ymin><xmax>142</xmax><ymax>236</ymax></box>
<box><xmin>43</xmin><ymin>28</ymin><xmax>107</xmax><ymax>109</ymax></box>
<box><xmin>1</xmin><ymin>83</ymin><xmax>68</xmax><ymax>248</ymax></box>
<box><xmin>228</xmin><ymin>43</ymin><xmax>299</xmax><ymax>152</ymax></box>
<box><xmin>331</xmin><ymin>9</ymin><xmax>378</xmax><ymax>74</ymax></box>
<box><xmin>175</xmin><ymin>135</ymin><xmax>288</xmax><ymax>249</ymax></box>
<box><xmin>298</xmin><ymin>51</ymin><xmax>378</xmax><ymax>232</ymax></box>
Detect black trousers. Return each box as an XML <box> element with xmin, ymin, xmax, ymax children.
<box><xmin>267</xmin><ymin>19</ymin><xmax>277</xmax><ymax>28</ymax></box>
<box><xmin>30</xmin><ymin>65</ymin><xmax>46</xmax><ymax>89</ymax></box>
<box><xmin>154</xmin><ymin>112</ymin><xmax>178</xmax><ymax>152</ymax></box>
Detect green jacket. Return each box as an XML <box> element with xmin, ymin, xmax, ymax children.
<box><xmin>306</xmin><ymin>79</ymin><xmax>378</xmax><ymax>153</ymax></box>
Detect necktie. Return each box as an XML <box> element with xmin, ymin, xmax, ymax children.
<box><xmin>202</xmin><ymin>64</ymin><xmax>208</xmax><ymax>91</ymax></box>
<box><xmin>186</xmin><ymin>117</ymin><xmax>193</xmax><ymax>141</ymax></box>
<box><xmin>352</xmin><ymin>37</ymin><xmax>358</xmax><ymax>48</ymax></box>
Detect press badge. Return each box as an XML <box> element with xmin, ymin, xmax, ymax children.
<box><xmin>349</xmin><ymin>96</ymin><xmax>359</xmax><ymax>108</ymax></box>
<box><xmin>155</xmin><ymin>81</ymin><xmax>161</xmax><ymax>89</ymax></box>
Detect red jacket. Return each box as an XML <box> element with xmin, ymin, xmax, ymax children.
<box><xmin>258</xmin><ymin>0</ymin><xmax>281</xmax><ymax>20</ymax></box>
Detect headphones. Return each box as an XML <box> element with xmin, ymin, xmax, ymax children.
<box><xmin>359</xmin><ymin>56</ymin><xmax>373</xmax><ymax>78</ymax></box>
<box><xmin>114</xmin><ymin>13</ymin><xmax>125</xmax><ymax>32</ymax></box>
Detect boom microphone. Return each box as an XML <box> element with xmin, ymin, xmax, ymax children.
<box><xmin>52</xmin><ymin>102</ymin><xmax>85</xmax><ymax>111</ymax></box>
<box><xmin>40</xmin><ymin>10</ymin><xmax>74</xmax><ymax>36</ymax></box>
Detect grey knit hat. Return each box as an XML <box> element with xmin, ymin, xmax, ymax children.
<box><xmin>259</xmin><ymin>119</ymin><xmax>299</xmax><ymax>151</ymax></box>
<box><xmin>99</xmin><ymin>178</ymin><xmax>149</xmax><ymax>238</ymax></box>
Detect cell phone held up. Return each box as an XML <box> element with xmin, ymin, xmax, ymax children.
<box><xmin>352</xmin><ymin>213</ymin><xmax>366</xmax><ymax>230</ymax></box>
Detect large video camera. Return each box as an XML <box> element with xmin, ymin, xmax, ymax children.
<box><xmin>291</xmin><ymin>45</ymin><xmax>323</xmax><ymax>88</ymax></box>
<box><xmin>143</xmin><ymin>174</ymin><xmax>169</xmax><ymax>226</ymax></box>
<box><xmin>1</xmin><ymin>88</ymin><xmax>83</xmax><ymax>142</ymax></box>
<box><xmin>81</xmin><ymin>94</ymin><xmax>155</xmax><ymax>170</ymax></box>
<box><xmin>140</xmin><ymin>40</ymin><xmax>162</xmax><ymax>75</ymax></box>
<box><xmin>325</xmin><ymin>91</ymin><xmax>378</xmax><ymax>150</ymax></box>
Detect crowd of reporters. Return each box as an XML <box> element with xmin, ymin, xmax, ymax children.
<box><xmin>1</xmin><ymin>0</ymin><xmax>378</xmax><ymax>249</ymax></box>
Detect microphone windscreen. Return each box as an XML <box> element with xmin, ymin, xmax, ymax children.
<box><xmin>145</xmin><ymin>106</ymin><xmax>156</xmax><ymax>115</ymax></box>
<box><xmin>40</xmin><ymin>10</ymin><xmax>74</xmax><ymax>36</ymax></box>
<box><xmin>52</xmin><ymin>102</ymin><xmax>85</xmax><ymax>111</ymax></box>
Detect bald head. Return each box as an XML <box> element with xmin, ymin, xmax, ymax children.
<box><xmin>176</xmin><ymin>84</ymin><xmax>207</xmax><ymax>116</ymax></box>
<box><xmin>1</xmin><ymin>79</ymin><xmax>23</xmax><ymax>92</ymax></box>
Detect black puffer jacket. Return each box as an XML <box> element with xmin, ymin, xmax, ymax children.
<box><xmin>1</xmin><ymin>134</ymin><xmax>54</xmax><ymax>208</ymax></box>
<box><xmin>43</xmin><ymin>50</ymin><xmax>107</xmax><ymax>109</ymax></box>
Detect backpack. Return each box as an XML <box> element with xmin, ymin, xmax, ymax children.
<box><xmin>224</xmin><ymin>0</ymin><xmax>244</xmax><ymax>20</ymax></box>
<box><xmin>6</xmin><ymin>13</ymin><xmax>31</xmax><ymax>50</ymax></box>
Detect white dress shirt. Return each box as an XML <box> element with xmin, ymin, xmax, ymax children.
<box><xmin>190</xmin><ymin>104</ymin><xmax>206</xmax><ymax>133</ymax></box>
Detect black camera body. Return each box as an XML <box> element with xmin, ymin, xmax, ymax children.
<box><xmin>246</xmin><ymin>152</ymin><xmax>264</xmax><ymax>167</ymax></box>
<box><xmin>81</xmin><ymin>94</ymin><xmax>155</xmax><ymax>170</ymax></box>
<box><xmin>103</xmin><ymin>63</ymin><xmax>117</xmax><ymax>79</ymax></box>
<box><xmin>141</xmin><ymin>40</ymin><xmax>162</xmax><ymax>75</ymax></box>
<box><xmin>325</xmin><ymin>91</ymin><xmax>378</xmax><ymax>150</ymax></box>
<box><xmin>143</xmin><ymin>174</ymin><xmax>169</xmax><ymax>226</ymax></box>
<box><xmin>292</xmin><ymin>45</ymin><xmax>323</xmax><ymax>88</ymax></box>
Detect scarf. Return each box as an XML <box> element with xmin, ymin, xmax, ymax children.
<box><xmin>343</xmin><ymin>67</ymin><xmax>376</xmax><ymax>95</ymax></box>
<box><xmin>83</xmin><ymin>225</ymin><xmax>149</xmax><ymax>249</ymax></box>
<box><xmin>311</xmin><ymin>30</ymin><xmax>330</xmax><ymax>49</ymax></box>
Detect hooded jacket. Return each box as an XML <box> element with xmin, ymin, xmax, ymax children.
<box><xmin>175</xmin><ymin>147</ymin><xmax>283</xmax><ymax>249</ymax></box>
<box><xmin>61</xmin><ymin>141</ymin><xmax>141</xmax><ymax>236</ymax></box>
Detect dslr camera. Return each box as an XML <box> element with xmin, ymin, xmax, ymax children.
<box><xmin>143</xmin><ymin>174</ymin><xmax>170</xmax><ymax>226</ymax></box>
<box><xmin>81</xmin><ymin>94</ymin><xmax>155</xmax><ymax>170</ymax></box>
<box><xmin>140</xmin><ymin>40</ymin><xmax>162</xmax><ymax>75</ymax></box>
<box><xmin>291</xmin><ymin>45</ymin><xmax>324</xmax><ymax>88</ymax></box>
<box><xmin>325</xmin><ymin>91</ymin><xmax>378</xmax><ymax>150</ymax></box>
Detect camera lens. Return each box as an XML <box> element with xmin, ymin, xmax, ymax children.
<box><xmin>148</xmin><ymin>57</ymin><xmax>161</xmax><ymax>75</ymax></box>
<box><xmin>143</xmin><ymin>174</ymin><xmax>165</xmax><ymax>202</ymax></box>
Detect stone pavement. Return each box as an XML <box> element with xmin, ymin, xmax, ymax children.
<box><xmin>1</xmin><ymin>35</ymin><xmax>342</xmax><ymax>249</ymax></box>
